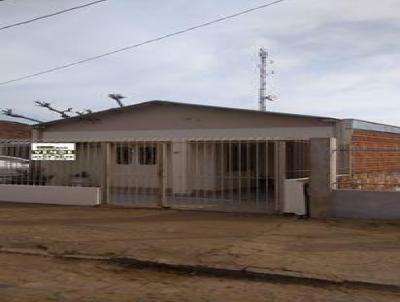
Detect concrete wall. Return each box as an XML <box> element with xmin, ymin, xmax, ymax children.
<box><xmin>309</xmin><ymin>138</ymin><xmax>337</xmax><ymax>218</ymax></box>
<box><xmin>332</xmin><ymin>190</ymin><xmax>400</xmax><ymax>219</ymax></box>
<box><xmin>0</xmin><ymin>185</ymin><xmax>101</xmax><ymax>206</ymax></box>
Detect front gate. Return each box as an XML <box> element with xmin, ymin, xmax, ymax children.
<box><xmin>167</xmin><ymin>141</ymin><xmax>278</xmax><ymax>213</ymax></box>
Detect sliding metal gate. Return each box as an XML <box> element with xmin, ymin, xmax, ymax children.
<box><xmin>167</xmin><ymin>140</ymin><xmax>278</xmax><ymax>213</ymax></box>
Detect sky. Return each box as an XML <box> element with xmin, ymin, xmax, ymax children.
<box><xmin>0</xmin><ymin>0</ymin><xmax>399</xmax><ymax>125</ymax></box>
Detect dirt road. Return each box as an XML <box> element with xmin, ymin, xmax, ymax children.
<box><xmin>0</xmin><ymin>204</ymin><xmax>399</xmax><ymax>285</ymax></box>
<box><xmin>0</xmin><ymin>203</ymin><xmax>399</xmax><ymax>301</ymax></box>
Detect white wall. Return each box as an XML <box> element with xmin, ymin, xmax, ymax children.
<box><xmin>0</xmin><ymin>185</ymin><xmax>101</xmax><ymax>206</ymax></box>
<box><xmin>110</xmin><ymin>143</ymin><xmax>175</xmax><ymax>189</ymax></box>
<box><xmin>110</xmin><ymin>143</ymin><xmax>159</xmax><ymax>189</ymax></box>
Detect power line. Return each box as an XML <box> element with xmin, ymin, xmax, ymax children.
<box><xmin>0</xmin><ymin>0</ymin><xmax>109</xmax><ymax>32</ymax></box>
<box><xmin>0</xmin><ymin>0</ymin><xmax>288</xmax><ymax>86</ymax></box>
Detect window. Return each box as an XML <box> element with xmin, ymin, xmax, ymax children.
<box><xmin>139</xmin><ymin>146</ymin><xmax>157</xmax><ymax>165</ymax></box>
<box><xmin>116</xmin><ymin>146</ymin><xmax>133</xmax><ymax>165</ymax></box>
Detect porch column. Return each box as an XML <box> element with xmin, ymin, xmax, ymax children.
<box><xmin>101</xmin><ymin>142</ymin><xmax>112</xmax><ymax>205</ymax></box>
<box><xmin>309</xmin><ymin>137</ymin><xmax>337</xmax><ymax>218</ymax></box>
<box><xmin>158</xmin><ymin>142</ymin><xmax>168</xmax><ymax>207</ymax></box>
<box><xmin>274</xmin><ymin>141</ymin><xmax>286</xmax><ymax>213</ymax></box>
<box><xmin>171</xmin><ymin>141</ymin><xmax>189</xmax><ymax>195</ymax></box>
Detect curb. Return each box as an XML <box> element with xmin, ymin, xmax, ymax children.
<box><xmin>1</xmin><ymin>248</ymin><xmax>399</xmax><ymax>293</ymax></box>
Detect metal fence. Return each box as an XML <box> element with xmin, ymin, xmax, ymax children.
<box><xmin>335</xmin><ymin>147</ymin><xmax>400</xmax><ymax>191</ymax></box>
<box><xmin>0</xmin><ymin>140</ymin><xmax>103</xmax><ymax>187</ymax></box>
<box><xmin>0</xmin><ymin>139</ymin><xmax>311</xmax><ymax>212</ymax></box>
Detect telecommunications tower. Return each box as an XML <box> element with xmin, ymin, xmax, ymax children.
<box><xmin>258</xmin><ymin>48</ymin><xmax>276</xmax><ymax>111</ymax></box>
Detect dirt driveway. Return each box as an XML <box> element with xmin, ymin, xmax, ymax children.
<box><xmin>0</xmin><ymin>203</ymin><xmax>399</xmax><ymax>289</ymax></box>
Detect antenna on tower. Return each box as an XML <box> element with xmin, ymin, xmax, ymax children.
<box><xmin>258</xmin><ymin>48</ymin><xmax>277</xmax><ymax>111</ymax></box>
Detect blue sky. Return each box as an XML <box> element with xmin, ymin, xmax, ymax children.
<box><xmin>0</xmin><ymin>0</ymin><xmax>399</xmax><ymax>125</ymax></box>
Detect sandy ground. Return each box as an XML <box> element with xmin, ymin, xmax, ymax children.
<box><xmin>0</xmin><ymin>203</ymin><xmax>399</xmax><ymax>294</ymax></box>
<box><xmin>0</xmin><ymin>253</ymin><xmax>399</xmax><ymax>302</ymax></box>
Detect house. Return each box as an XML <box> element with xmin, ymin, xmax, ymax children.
<box><xmin>29</xmin><ymin>100</ymin><xmax>400</xmax><ymax>212</ymax></box>
<box><xmin>0</xmin><ymin>121</ymin><xmax>31</xmax><ymax>139</ymax></box>
<box><xmin>0</xmin><ymin>121</ymin><xmax>31</xmax><ymax>159</ymax></box>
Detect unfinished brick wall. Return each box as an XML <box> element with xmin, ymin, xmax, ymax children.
<box><xmin>338</xmin><ymin>129</ymin><xmax>400</xmax><ymax>191</ymax></box>
<box><xmin>0</xmin><ymin>121</ymin><xmax>31</xmax><ymax>139</ymax></box>
<box><xmin>351</xmin><ymin>130</ymin><xmax>400</xmax><ymax>173</ymax></box>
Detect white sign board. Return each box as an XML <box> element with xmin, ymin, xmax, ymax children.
<box><xmin>31</xmin><ymin>143</ymin><xmax>76</xmax><ymax>161</ymax></box>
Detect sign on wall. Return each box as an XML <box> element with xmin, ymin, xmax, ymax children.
<box><xmin>31</xmin><ymin>143</ymin><xmax>76</xmax><ymax>161</ymax></box>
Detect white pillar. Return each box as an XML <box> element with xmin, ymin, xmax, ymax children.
<box><xmin>159</xmin><ymin>142</ymin><xmax>168</xmax><ymax>207</ymax></box>
<box><xmin>274</xmin><ymin>141</ymin><xmax>286</xmax><ymax>213</ymax></box>
<box><xmin>101</xmin><ymin>142</ymin><xmax>112</xmax><ymax>205</ymax></box>
<box><xmin>171</xmin><ymin>141</ymin><xmax>189</xmax><ymax>195</ymax></box>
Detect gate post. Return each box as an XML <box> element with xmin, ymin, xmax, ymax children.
<box><xmin>309</xmin><ymin>138</ymin><xmax>337</xmax><ymax>218</ymax></box>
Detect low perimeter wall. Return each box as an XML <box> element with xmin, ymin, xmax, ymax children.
<box><xmin>0</xmin><ymin>185</ymin><xmax>101</xmax><ymax>206</ymax></box>
<box><xmin>332</xmin><ymin>190</ymin><xmax>400</xmax><ymax>219</ymax></box>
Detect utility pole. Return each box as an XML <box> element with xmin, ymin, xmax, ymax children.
<box><xmin>258</xmin><ymin>48</ymin><xmax>276</xmax><ymax>111</ymax></box>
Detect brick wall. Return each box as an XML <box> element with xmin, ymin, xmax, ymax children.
<box><xmin>338</xmin><ymin>129</ymin><xmax>400</xmax><ymax>191</ymax></box>
<box><xmin>0</xmin><ymin>121</ymin><xmax>31</xmax><ymax>139</ymax></box>
<box><xmin>351</xmin><ymin>130</ymin><xmax>400</xmax><ymax>173</ymax></box>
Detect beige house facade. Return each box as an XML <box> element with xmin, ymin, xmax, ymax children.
<box><xmin>28</xmin><ymin>100</ymin><xmax>400</xmax><ymax>213</ymax></box>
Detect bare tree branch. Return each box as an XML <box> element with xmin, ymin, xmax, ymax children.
<box><xmin>75</xmin><ymin>109</ymin><xmax>93</xmax><ymax>116</ymax></box>
<box><xmin>35</xmin><ymin>101</ymin><xmax>73</xmax><ymax>118</ymax></box>
<box><xmin>1</xmin><ymin>109</ymin><xmax>43</xmax><ymax>123</ymax></box>
<box><xmin>108</xmin><ymin>94</ymin><xmax>125</xmax><ymax>107</ymax></box>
